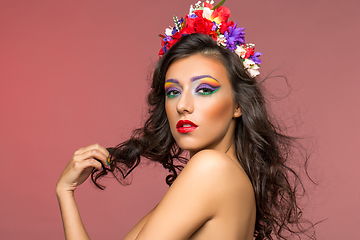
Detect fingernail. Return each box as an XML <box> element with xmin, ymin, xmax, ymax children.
<box><xmin>107</xmin><ymin>157</ymin><xmax>110</xmax><ymax>166</ymax></box>
<box><xmin>101</xmin><ymin>166</ymin><xmax>104</xmax><ymax>171</ymax></box>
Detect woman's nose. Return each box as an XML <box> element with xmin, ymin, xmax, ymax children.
<box><xmin>176</xmin><ymin>91</ymin><xmax>194</xmax><ymax>114</ymax></box>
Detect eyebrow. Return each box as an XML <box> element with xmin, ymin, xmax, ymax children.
<box><xmin>165</xmin><ymin>75</ymin><xmax>219</xmax><ymax>84</ymax></box>
<box><xmin>164</xmin><ymin>79</ymin><xmax>179</xmax><ymax>84</ymax></box>
<box><xmin>190</xmin><ymin>75</ymin><xmax>219</xmax><ymax>83</ymax></box>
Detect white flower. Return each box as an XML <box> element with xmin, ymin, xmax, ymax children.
<box><xmin>165</xmin><ymin>27</ymin><xmax>173</xmax><ymax>36</ymax></box>
<box><xmin>247</xmin><ymin>67</ymin><xmax>260</xmax><ymax>78</ymax></box>
<box><xmin>242</xmin><ymin>59</ymin><xmax>260</xmax><ymax>77</ymax></box>
<box><xmin>235</xmin><ymin>45</ymin><xmax>247</xmax><ymax>59</ymax></box>
<box><xmin>189</xmin><ymin>5</ymin><xmax>195</xmax><ymax>15</ymax></box>
<box><xmin>216</xmin><ymin>35</ymin><xmax>227</xmax><ymax>47</ymax></box>
<box><xmin>202</xmin><ymin>7</ymin><xmax>213</xmax><ymax>20</ymax></box>
<box><xmin>246</xmin><ymin>43</ymin><xmax>255</xmax><ymax>49</ymax></box>
<box><xmin>243</xmin><ymin>58</ymin><xmax>255</xmax><ymax>69</ymax></box>
<box><xmin>173</xmin><ymin>16</ymin><xmax>181</xmax><ymax>30</ymax></box>
<box><xmin>195</xmin><ymin>1</ymin><xmax>202</xmax><ymax>9</ymax></box>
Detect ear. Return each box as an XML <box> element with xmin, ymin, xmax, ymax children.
<box><xmin>233</xmin><ymin>104</ymin><xmax>242</xmax><ymax>118</ymax></box>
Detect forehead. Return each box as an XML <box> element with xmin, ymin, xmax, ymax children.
<box><xmin>165</xmin><ymin>54</ymin><xmax>229</xmax><ymax>83</ymax></box>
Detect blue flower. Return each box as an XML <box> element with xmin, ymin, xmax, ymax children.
<box><xmin>188</xmin><ymin>13</ymin><xmax>197</xmax><ymax>18</ymax></box>
<box><xmin>171</xmin><ymin>27</ymin><xmax>178</xmax><ymax>35</ymax></box>
<box><xmin>162</xmin><ymin>42</ymin><xmax>168</xmax><ymax>54</ymax></box>
<box><xmin>249</xmin><ymin>52</ymin><xmax>262</xmax><ymax>64</ymax></box>
<box><xmin>211</xmin><ymin>22</ymin><xmax>217</xmax><ymax>31</ymax></box>
<box><xmin>224</xmin><ymin>22</ymin><xmax>245</xmax><ymax>51</ymax></box>
<box><xmin>162</xmin><ymin>36</ymin><xmax>172</xmax><ymax>54</ymax></box>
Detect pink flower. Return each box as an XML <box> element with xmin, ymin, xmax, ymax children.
<box><xmin>242</xmin><ymin>59</ymin><xmax>260</xmax><ymax>77</ymax></box>
<box><xmin>235</xmin><ymin>45</ymin><xmax>246</xmax><ymax>58</ymax></box>
<box><xmin>217</xmin><ymin>35</ymin><xmax>227</xmax><ymax>47</ymax></box>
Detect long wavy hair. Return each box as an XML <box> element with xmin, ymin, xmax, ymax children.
<box><xmin>91</xmin><ymin>33</ymin><xmax>315</xmax><ymax>239</ymax></box>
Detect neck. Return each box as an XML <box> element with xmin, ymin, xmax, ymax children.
<box><xmin>189</xmin><ymin>140</ymin><xmax>238</xmax><ymax>160</ymax></box>
<box><xmin>189</xmin><ymin>119</ymin><xmax>238</xmax><ymax>160</ymax></box>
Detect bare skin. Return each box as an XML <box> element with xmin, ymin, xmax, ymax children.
<box><xmin>56</xmin><ymin>143</ymin><xmax>109</xmax><ymax>240</ymax></box>
<box><xmin>124</xmin><ymin>149</ymin><xmax>256</xmax><ymax>240</ymax></box>
<box><xmin>56</xmin><ymin>54</ymin><xmax>257</xmax><ymax>239</ymax></box>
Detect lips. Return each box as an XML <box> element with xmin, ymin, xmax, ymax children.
<box><xmin>176</xmin><ymin>120</ymin><xmax>198</xmax><ymax>133</ymax></box>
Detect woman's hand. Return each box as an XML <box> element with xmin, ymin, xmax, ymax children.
<box><xmin>56</xmin><ymin>143</ymin><xmax>109</xmax><ymax>194</ymax></box>
<box><xmin>55</xmin><ymin>144</ymin><xmax>109</xmax><ymax>239</ymax></box>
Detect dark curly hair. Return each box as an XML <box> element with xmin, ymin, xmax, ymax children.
<box><xmin>91</xmin><ymin>33</ymin><xmax>315</xmax><ymax>239</ymax></box>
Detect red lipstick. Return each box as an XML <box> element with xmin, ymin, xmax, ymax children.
<box><xmin>176</xmin><ymin>120</ymin><xmax>198</xmax><ymax>133</ymax></box>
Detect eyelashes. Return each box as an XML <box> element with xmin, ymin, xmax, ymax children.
<box><xmin>165</xmin><ymin>83</ymin><xmax>221</xmax><ymax>97</ymax></box>
<box><xmin>165</xmin><ymin>87</ymin><xmax>181</xmax><ymax>98</ymax></box>
<box><xmin>195</xmin><ymin>83</ymin><xmax>220</xmax><ymax>95</ymax></box>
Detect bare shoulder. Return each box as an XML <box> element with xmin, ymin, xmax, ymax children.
<box><xmin>133</xmin><ymin>149</ymin><xmax>255</xmax><ymax>239</ymax></box>
<box><xmin>185</xmin><ymin>150</ymin><xmax>253</xmax><ymax>188</ymax></box>
<box><xmin>181</xmin><ymin>149</ymin><xmax>255</xmax><ymax>204</ymax></box>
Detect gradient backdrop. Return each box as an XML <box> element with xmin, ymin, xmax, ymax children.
<box><xmin>0</xmin><ymin>0</ymin><xmax>359</xmax><ymax>239</ymax></box>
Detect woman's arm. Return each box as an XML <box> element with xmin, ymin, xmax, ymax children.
<box><xmin>56</xmin><ymin>190</ymin><xmax>90</xmax><ymax>240</ymax></box>
<box><xmin>56</xmin><ymin>143</ymin><xmax>109</xmax><ymax>240</ymax></box>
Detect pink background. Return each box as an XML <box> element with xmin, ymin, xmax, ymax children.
<box><xmin>0</xmin><ymin>0</ymin><xmax>359</xmax><ymax>239</ymax></box>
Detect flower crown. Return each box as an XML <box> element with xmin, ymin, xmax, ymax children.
<box><xmin>159</xmin><ymin>0</ymin><xmax>262</xmax><ymax>78</ymax></box>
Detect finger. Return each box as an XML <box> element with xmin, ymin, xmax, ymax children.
<box><xmin>74</xmin><ymin>143</ymin><xmax>109</xmax><ymax>156</ymax></box>
<box><xmin>74</xmin><ymin>143</ymin><xmax>109</xmax><ymax>158</ymax></box>
<box><xmin>74</xmin><ymin>148</ymin><xmax>109</xmax><ymax>167</ymax></box>
<box><xmin>73</xmin><ymin>157</ymin><xmax>103</xmax><ymax>172</ymax></box>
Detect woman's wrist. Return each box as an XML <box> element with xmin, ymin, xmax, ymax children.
<box><xmin>56</xmin><ymin>184</ymin><xmax>74</xmax><ymax>198</ymax></box>
<box><xmin>56</xmin><ymin>185</ymin><xmax>90</xmax><ymax>240</ymax></box>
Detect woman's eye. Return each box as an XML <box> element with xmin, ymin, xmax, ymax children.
<box><xmin>166</xmin><ymin>88</ymin><xmax>181</xmax><ymax>97</ymax></box>
<box><xmin>197</xmin><ymin>88</ymin><xmax>214</xmax><ymax>94</ymax></box>
<box><xmin>196</xmin><ymin>84</ymin><xmax>220</xmax><ymax>95</ymax></box>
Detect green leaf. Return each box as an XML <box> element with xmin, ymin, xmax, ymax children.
<box><xmin>211</xmin><ymin>0</ymin><xmax>226</xmax><ymax>10</ymax></box>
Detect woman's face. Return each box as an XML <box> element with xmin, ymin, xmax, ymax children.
<box><xmin>165</xmin><ymin>54</ymin><xmax>241</xmax><ymax>157</ymax></box>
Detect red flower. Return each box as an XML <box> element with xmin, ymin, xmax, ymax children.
<box><xmin>219</xmin><ymin>20</ymin><xmax>234</xmax><ymax>34</ymax></box>
<box><xmin>167</xmin><ymin>32</ymin><xmax>182</xmax><ymax>48</ymax></box>
<box><xmin>159</xmin><ymin>47</ymin><xmax>164</xmax><ymax>56</ymax></box>
<box><xmin>193</xmin><ymin>10</ymin><xmax>203</xmax><ymax>18</ymax></box>
<box><xmin>203</xmin><ymin>2</ymin><xmax>231</xmax><ymax>24</ymax></box>
<box><xmin>211</xmin><ymin>6</ymin><xmax>231</xmax><ymax>23</ymax></box>
<box><xmin>182</xmin><ymin>15</ymin><xmax>217</xmax><ymax>40</ymax></box>
<box><xmin>244</xmin><ymin>46</ymin><xmax>255</xmax><ymax>59</ymax></box>
<box><xmin>203</xmin><ymin>1</ymin><xmax>213</xmax><ymax>8</ymax></box>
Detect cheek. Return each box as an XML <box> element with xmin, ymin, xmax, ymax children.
<box><xmin>165</xmin><ymin>100</ymin><xmax>176</xmax><ymax>127</ymax></box>
<box><xmin>198</xmin><ymin>95</ymin><xmax>234</xmax><ymax>122</ymax></box>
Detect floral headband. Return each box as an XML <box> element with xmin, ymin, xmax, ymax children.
<box><xmin>159</xmin><ymin>0</ymin><xmax>262</xmax><ymax>78</ymax></box>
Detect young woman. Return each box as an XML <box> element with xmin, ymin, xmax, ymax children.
<box><xmin>56</xmin><ymin>1</ymin><xmax>314</xmax><ymax>239</ymax></box>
